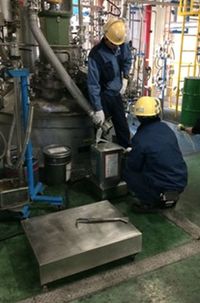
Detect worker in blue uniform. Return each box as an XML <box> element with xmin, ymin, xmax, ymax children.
<box><xmin>123</xmin><ymin>96</ymin><xmax>188</xmax><ymax>211</ymax></box>
<box><xmin>87</xmin><ymin>18</ymin><xmax>132</xmax><ymax>149</ymax></box>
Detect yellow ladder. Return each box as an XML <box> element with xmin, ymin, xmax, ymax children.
<box><xmin>179</xmin><ymin>0</ymin><xmax>200</xmax><ymax>16</ymax></box>
<box><xmin>175</xmin><ymin>9</ymin><xmax>200</xmax><ymax>116</ymax></box>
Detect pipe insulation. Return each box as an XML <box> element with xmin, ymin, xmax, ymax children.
<box><xmin>27</xmin><ymin>9</ymin><xmax>95</xmax><ymax>120</ymax></box>
<box><xmin>0</xmin><ymin>0</ymin><xmax>12</xmax><ymax>22</ymax></box>
<box><xmin>122</xmin><ymin>0</ymin><xmax>129</xmax><ymax>19</ymax></box>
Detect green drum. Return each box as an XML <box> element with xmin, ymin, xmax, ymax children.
<box><xmin>180</xmin><ymin>77</ymin><xmax>200</xmax><ymax>126</ymax></box>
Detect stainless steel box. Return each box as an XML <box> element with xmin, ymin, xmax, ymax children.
<box><xmin>22</xmin><ymin>200</ymin><xmax>142</xmax><ymax>285</ymax></box>
<box><xmin>91</xmin><ymin>142</ymin><xmax>124</xmax><ymax>190</ymax></box>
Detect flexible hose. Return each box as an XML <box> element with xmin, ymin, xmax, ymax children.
<box><xmin>0</xmin><ymin>131</ymin><xmax>7</xmax><ymax>159</ymax></box>
<box><xmin>5</xmin><ymin>104</ymin><xmax>34</xmax><ymax>169</ymax></box>
<box><xmin>15</xmin><ymin>104</ymin><xmax>34</xmax><ymax>169</ymax></box>
<box><xmin>6</xmin><ymin>113</ymin><xmax>16</xmax><ymax>167</ymax></box>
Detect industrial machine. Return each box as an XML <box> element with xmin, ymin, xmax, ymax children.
<box><xmin>0</xmin><ymin>0</ymin><xmax>95</xmax><ymax>185</ymax></box>
<box><xmin>0</xmin><ymin>0</ymin><xmax>140</xmax><ymax>206</ymax></box>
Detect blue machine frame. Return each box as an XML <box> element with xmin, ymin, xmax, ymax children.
<box><xmin>7</xmin><ymin>69</ymin><xmax>63</xmax><ymax>206</ymax></box>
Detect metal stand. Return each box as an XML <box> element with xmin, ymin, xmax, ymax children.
<box><xmin>7</xmin><ymin>69</ymin><xmax>63</xmax><ymax>206</ymax></box>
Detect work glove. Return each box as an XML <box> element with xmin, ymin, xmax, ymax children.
<box><xmin>120</xmin><ymin>78</ymin><xmax>128</xmax><ymax>95</ymax></box>
<box><xmin>93</xmin><ymin>110</ymin><xmax>105</xmax><ymax>126</ymax></box>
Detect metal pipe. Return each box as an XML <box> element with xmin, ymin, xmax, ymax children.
<box><xmin>78</xmin><ymin>0</ymin><xmax>84</xmax><ymax>45</ymax></box>
<box><xmin>122</xmin><ymin>0</ymin><xmax>129</xmax><ymax>19</ymax></box>
<box><xmin>126</xmin><ymin>0</ymin><xmax>179</xmax><ymax>6</ymax></box>
<box><xmin>27</xmin><ymin>9</ymin><xmax>94</xmax><ymax>119</ymax></box>
<box><xmin>0</xmin><ymin>0</ymin><xmax>12</xmax><ymax>22</ymax></box>
<box><xmin>144</xmin><ymin>5</ymin><xmax>152</xmax><ymax>65</ymax></box>
<box><xmin>144</xmin><ymin>5</ymin><xmax>152</xmax><ymax>95</ymax></box>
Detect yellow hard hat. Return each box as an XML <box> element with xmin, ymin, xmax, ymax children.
<box><xmin>103</xmin><ymin>18</ymin><xmax>126</xmax><ymax>45</ymax></box>
<box><xmin>134</xmin><ymin>96</ymin><xmax>161</xmax><ymax>116</ymax></box>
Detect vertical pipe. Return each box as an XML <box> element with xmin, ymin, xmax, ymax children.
<box><xmin>175</xmin><ymin>15</ymin><xmax>186</xmax><ymax>117</ymax></box>
<box><xmin>0</xmin><ymin>0</ymin><xmax>12</xmax><ymax>22</ymax></box>
<box><xmin>144</xmin><ymin>5</ymin><xmax>152</xmax><ymax>95</ymax></box>
<box><xmin>144</xmin><ymin>5</ymin><xmax>152</xmax><ymax>68</ymax></box>
<box><xmin>78</xmin><ymin>0</ymin><xmax>84</xmax><ymax>45</ymax></box>
<box><xmin>193</xmin><ymin>14</ymin><xmax>200</xmax><ymax>76</ymax></box>
<box><xmin>122</xmin><ymin>0</ymin><xmax>128</xmax><ymax>19</ymax></box>
<box><xmin>98</xmin><ymin>0</ymin><xmax>104</xmax><ymax>6</ymax></box>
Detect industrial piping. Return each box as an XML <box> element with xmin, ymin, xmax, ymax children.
<box><xmin>27</xmin><ymin>8</ymin><xmax>96</xmax><ymax>122</ymax></box>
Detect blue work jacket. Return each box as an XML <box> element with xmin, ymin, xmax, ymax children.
<box><xmin>87</xmin><ymin>38</ymin><xmax>132</xmax><ymax>111</ymax></box>
<box><xmin>124</xmin><ymin>118</ymin><xmax>188</xmax><ymax>191</ymax></box>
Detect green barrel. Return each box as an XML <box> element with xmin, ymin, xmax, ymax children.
<box><xmin>180</xmin><ymin>77</ymin><xmax>200</xmax><ymax>126</ymax></box>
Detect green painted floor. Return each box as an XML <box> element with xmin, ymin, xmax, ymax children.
<box><xmin>176</xmin><ymin>153</ymin><xmax>200</xmax><ymax>226</ymax></box>
<box><xmin>71</xmin><ymin>254</ymin><xmax>200</xmax><ymax>303</ymax></box>
<box><xmin>0</xmin><ymin>153</ymin><xmax>199</xmax><ymax>303</ymax></box>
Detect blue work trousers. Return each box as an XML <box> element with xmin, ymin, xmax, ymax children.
<box><xmin>123</xmin><ymin>171</ymin><xmax>162</xmax><ymax>205</ymax></box>
<box><xmin>101</xmin><ymin>92</ymin><xmax>130</xmax><ymax>148</ymax></box>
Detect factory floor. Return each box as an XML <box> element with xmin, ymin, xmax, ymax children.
<box><xmin>0</xmin><ymin>151</ymin><xmax>199</xmax><ymax>303</ymax></box>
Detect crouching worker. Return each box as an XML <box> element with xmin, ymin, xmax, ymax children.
<box><xmin>123</xmin><ymin>96</ymin><xmax>188</xmax><ymax>212</ymax></box>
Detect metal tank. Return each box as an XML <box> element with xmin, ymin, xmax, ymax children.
<box><xmin>19</xmin><ymin>0</ymin><xmax>95</xmax><ymax>177</ymax></box>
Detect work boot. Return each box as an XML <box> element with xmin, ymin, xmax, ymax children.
<box><xmin>159</xmin><ymin>191</ymin><xmax>179</xmax><ymax>209</ymax></box>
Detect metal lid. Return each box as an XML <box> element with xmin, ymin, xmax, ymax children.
<box><xmin>92</xmin><ymin>142</ymin><xmax>124</xmax><ymax>152</ymax></box>
<box><xmin>43</xmin><ymin>144</ymin><xmax>71</xmax><ymax>159</ymax></box>
<box><xmin>185</xmin><ymin>77</ymin><xmax>200</xmax><ymax>80</ymax></box>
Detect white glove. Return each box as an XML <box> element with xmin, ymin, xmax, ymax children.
<box><xmin>93</xmin><ymin>110</ymin><xmax>105</xmax><ymax>126</ymax></box>
<box><xmin>120</xmin><ymin>78</ymin><xmax>128</xmax><ymax>95</ymax></box>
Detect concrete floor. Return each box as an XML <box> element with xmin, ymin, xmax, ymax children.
<box><xmin>0</xmin><ymin>138</ymin><xmax>200</xmax><ymax>303</ymax></box>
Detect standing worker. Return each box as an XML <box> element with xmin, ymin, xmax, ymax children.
<box><xmin>87</xmin><ymin>18</ymin><xmax>132</xmax><ymax>149</ymax></box>
<box><xmin>123</xmin><ymin>96</ymin><xmax>188</xmax><ymax>212</ymax></box>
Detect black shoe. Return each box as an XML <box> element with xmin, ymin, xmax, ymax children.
<box><xmin>159</xmin><ymin>200</ymin><xmax>177</xmax><ymax>209</ymax></box>
<box><xmin>160</xmin><ymin>191</ymin><xmax>179</xmax><ymax>209</ymax></box>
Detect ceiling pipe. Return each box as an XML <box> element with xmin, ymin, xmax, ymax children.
<box><xmin>126</xmin><ymin>0</ymin><xmax>179</xmax><ymax>6</ymax></box>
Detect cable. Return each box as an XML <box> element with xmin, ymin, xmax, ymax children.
<box><xmin>106</xmin><ymin>0</ymin><xmax>121</xmax><ymax>17</ymax></box>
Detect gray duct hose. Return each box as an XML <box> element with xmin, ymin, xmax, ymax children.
<box><xmin>27</xmin><ymin>9</ymin><xmax>95</xmax><ymax>121</ymax></box>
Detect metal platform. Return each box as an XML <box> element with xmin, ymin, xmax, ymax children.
<box><xmin>22</xmin><ymin>200</ymin><xmax>142</xmax><ymax>285</ymax></box>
